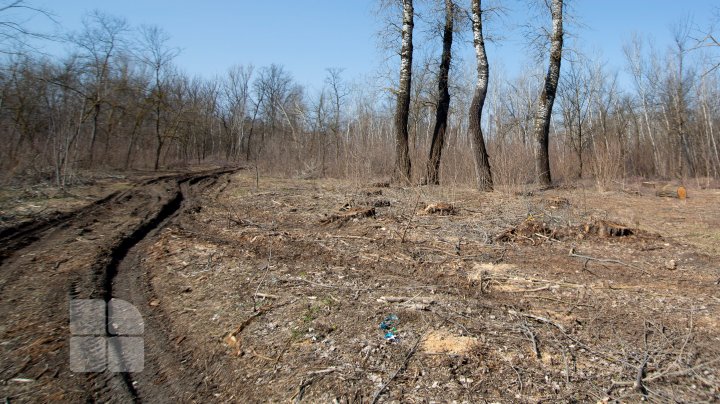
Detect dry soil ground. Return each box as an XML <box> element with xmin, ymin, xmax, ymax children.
<box><xmin>1</xmin><ymin>169</ymin><xmax>719</xmax><ymax>403</ymax></box>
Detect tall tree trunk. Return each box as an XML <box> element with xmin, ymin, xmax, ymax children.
<box><xmin>154</xmin><ymin>103</ymin><xmax>162</xmax><ymax>171</ymax></box>
<box><xmin>675</xmin><ymin>70</ymin><xmax>694</xmax><ymax>178</ymax></box>
<box><xmin>532</xmin><ymin>0</ymin><xmax>563</xmax><ymax>186</ymax></box>
<box><xmin>88</xmin><ymin>102</ymin><xmax>100</xmax><ymax>167</ymax></box>
<box><xmin>124</xmin><ymin>112</ymin><xmax>143</xmax><ymax>170</ymax></box>
<box><xmin>468</xmin><ymin>0</ymin><xmax>493</xmax><ymax>191</ymax></box>
<box><xmin>426</xmin><ymin>0</ymin><xmax>454</xmax><ymax>185</ymax></box>
<box><xmin>394</xmin><ymin>0</ymin><xmax>413</xmax><ymax>183</ymax></box>
<box><xmin>700</xmin><ymin>93</ymin><xmax>720</xmax><ymax>177</ymax></box>
<box><xmin>246</xmin><ymin>92</ymin><xmax>264</xmax><ymax>161</ymax></box>
<box><xmin>577</xmin><ymin>124</ymin><xmax>583</xmax><ymax>179</ymax></box>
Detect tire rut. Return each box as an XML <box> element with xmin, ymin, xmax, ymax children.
<box><xmin>99</xmin><ymin>169</ymin><xmax>237</xmax><ymax>402</ymax></box>
<box><xmin>0</xmin><ymin>167</ymin><xmax>240</xmax><ymax>403</ymax></box>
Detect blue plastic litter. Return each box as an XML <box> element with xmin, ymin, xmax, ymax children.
<box><xmin>379</xmin><ymin>314</ymin><xmax>398</xmax><ymax>330</ymax></box>
<box><xmin>379</xmin><ymin>314</ymin><xmax>400</xmax><ymax>342</ymax></box>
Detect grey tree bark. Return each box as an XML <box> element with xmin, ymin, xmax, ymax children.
<box><xmin>468</xmin><ymin>0</ymin><xmax>493</xmax><ymax>191</ymax></box>
<box><xmin>532</xmin><ymin>0</ymin><xmax>564</xmax><ymax>186</ymax></box>
<box><xmin>394</xmin><ymin>0</ymin><xmax>413</xmax><ymax>183</ymax></box>
<box><xmin>670</xmin><ymin>27</ymin><xmax>695</xmax><ymax>178</ymax></box>
<box><xmin>426</xmin><ymin>0</ymin><xmax>454</xmax><ymax>185</ymax></box>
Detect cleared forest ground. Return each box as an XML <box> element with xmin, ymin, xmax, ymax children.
<box><xmin>1</xmin><ymin>170</ymin><xmax>720</xmax><ymax>402</ymax></box>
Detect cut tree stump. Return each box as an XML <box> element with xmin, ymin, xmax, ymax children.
<box><xmin>321</xmin><ymin>207</ymin><xmax>375</xmax><ymax>224</ymax></box>
<box><xmin>583</xmin><ymin>220</ymin><xmax>634</xmax><ymax>237</ymax></box>
<box><xmin>420</xmin><ymin>203</ymin><xmax>456</xmax><ymax>215</ymax></box>
<box><xmin>656</xmin><ymin>185</ymin><xmax>687</xmax><ymax>199</ymax></box>
<box><xmin>542</xmin><ymin>197</ymin><xmax>570</xmax><ymax>209</ymax></box>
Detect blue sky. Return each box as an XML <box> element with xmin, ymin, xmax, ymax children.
<box><xmin>24</xmin><ymin>1</ymin><xmax>720</xmax><ymax>91</ymax></box>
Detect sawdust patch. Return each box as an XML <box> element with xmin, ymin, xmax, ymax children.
<box><xmin>696</xmin><ymin>315</ymin><xmax>720</xmax><ymax>331</ymax></box>
<box><xmin>421</xmin><ymin>330</ymin><xmax>478</xmax><ymax>355</ymax></box>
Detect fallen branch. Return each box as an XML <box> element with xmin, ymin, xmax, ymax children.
<box><xmin>634</xmin><ymin>354</ymin><xmax>648</xmax><ymax>395</ymax></box>
<box><xmin>508</xmin><ymin>309</ymin><xmax>566</xmax><ymax>333</ymax></box>
<box><xmin>508</xmin><ymin>309</ymin><xmax>625</xmax><ymax>366</ymax></box>
<box><xmin>308</xmin><ymin>367</ymin><xmax>337</xmax><ymax>376</ymax></box>
<box><xmin>608</xmin><ymin>356</ymin><xmax>720</xmax><ymax>393</ymax></box>
<box><xmin>292</xmin><ymin>367</ymin><xmax>337</xmax><ymax>403</ymax></box>
<box><xmin>634</xmin><ymin>321</ymin><xmax>650</xmax><ymax>396</ymax></box>
<box><xmin>252</xmin><ymin>249</ymin><xmax>273</xmax><ymax>312</ymax></box>
<box><xmin>520</xmin><ymin>322</ymin><xmax>541</xmax><ymax>359</ymax></box>
<box><xmin>568</xmin><ymin>247</ymin><xmax>645</xmax><ymax>273</ymax></box>
<box><xmin>371</xmin><ymin>330</ymin><xmax>426</xmax><ymax>404</ymax></box>
<box><xmin>534</xmin><ymin>232</ymin><xmax>563</xmax><ymax>243</ymax></box>
<box><xmin>504</xmin><ymin>285</ymin><xmax>552</xmax><ymax>293</ymax></box>
<box><xmin>224</xmin><ymin>310</ymin><xmax>265</xmax><ymax>352</ymax></box>
<box><xmin>326</xmin><ymin>234</ymin><xmax>375</xmax><ymax>241</ymax></box>
<box><xmin>377</xmin><ymin>296</ymin><xmax>434</xmax><ymax>304</ymax></box>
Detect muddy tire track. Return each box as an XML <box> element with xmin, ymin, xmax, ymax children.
<box><xmin>0</xmin><ymin>168</ymin><xmax>239</xmax><ymax>402</ymax></box>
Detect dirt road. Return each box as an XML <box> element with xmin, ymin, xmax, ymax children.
<box><xmin>0</xmin><ymin>168</ymin><xmax>237</xmax><ymax>402</ymax></box>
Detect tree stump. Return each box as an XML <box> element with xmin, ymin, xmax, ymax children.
<box><xmin>656</xmin><ymin>185</ymin><xmax>687</xmax><ymax>199</ymax></box>
<box><xmin>321</xmin><ymin>207</ymin><xmax>375</xmax><ymax>224</ymax></box>
<box><xmin>583</xmin><ymin>220</ymin><xmax>634</xmax><ymax>237</ymax></box>
<box><xmin>420</xmin><ymin>203</ymin><xmax>456</xmax><ymax>215</ymax></box>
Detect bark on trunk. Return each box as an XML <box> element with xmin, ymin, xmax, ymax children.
<box><xmin>154</xmin><ymin>103</ymin><xmax>162</xmax><ymax>171</ymax></box>
<box><xmin>124</xmin><ymin>114</ymin><xmax>142</xmax><ymax>170</ymax></box>
<box><xmin>426</xmin><ymin>0</ymin><xmax>454</xmax><ymax>185</ymax></box>
<box><xmin>468</xmin><ymin>0</ymin><xmax>493</xmax><ymax>191</ymax></box>
<box><xmin>394</xmin><ymin>0</ymin><xmax>414</xmax><ymax>183</ymax></box>
<box><xmin>532</xmin><ymin>0</ymin><xmax>563</xmax><ymax>186</ymax></box>
<box><xmin>88</xmin><ymin>102</ymin><xmax>100</xmax><ymax>167</ymax></box>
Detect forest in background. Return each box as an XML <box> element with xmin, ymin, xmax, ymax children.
<box><xmin>1</xmin><ymin>0</ymin><xmax>720</xmax><ymax>189</ymax></box>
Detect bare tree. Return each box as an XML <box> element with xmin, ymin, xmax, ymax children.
<box><xmin>250</xmin><ymin>64</ymin><xmax>293</xmax><ymax>159</ymax></box>
<box><xmin>136</xmin><ymin>25</ymin><xmax>178</xmax><ymax>170</ymax></box>
<box><xmin>394</xmin><ymin>0</ymin><xmax>414</xmax><ymax>183</ymax></box>
<box><xmin>221</xmin><ymin>64</ymin><xmax>253</xmax><ymax>159</ymax></box>
<box><xmin>307</xmin><ymin>86</ymin><xmax>329</xmax><ymax>175</ymax></box>
<box><xmin>0</xmin><ymin>0</ymin><xmax>55</xmax><ymax>55</ymax></box>
<box><xmin>667</xmin><ymin>21</ymin><xmax>696</xmax><ymax>178</ymax></box>
<box><xmin>695</xmin><ymin>12</ymin><xmax>720</xmax><ymax>75</ymax></box>
<box><xmin>623</xmin><ymin>35</ymin><xmax>662</xmax><ymax>175</ymax></box>
<box><xmin>501</xmin><ymin>70</ymin><xmax>539</xmax><ymax>146</ymax></box>
<box><xmin>70</xmin><ymin>11</ymin><xmax>129</xmax><ymax>166</ymax></box>
<box><xmin>426</xmin><ymin>0</ymin><xmax>454</xmax><ymax>185</ymax></box>
<box><xmin>468</xmin><ymin>0</ymin><xmax>493</xmax><ymax>191</ymax></box>
<box><xmin>532</xmin><ymin>0</ymin><xmax>564</xmax><ymax>186</ymax></box>
<box><xmin>558</xmin><ymin>59</ymin><xmax>594</xmax><ymax>179</ymax></box>
<box><xmin>698</xmin><ymin>73</ymin><xmax>720</xmax><ymax>177</ymax></box>
<box><xmin>325</xmin><ymin>67</ymin><xmax>348</xmax><ymax>164</ymax></box>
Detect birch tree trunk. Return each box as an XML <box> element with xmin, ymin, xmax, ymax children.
<box><xmin>468</xmin><ymin>0</ymin><xmax>493</xmax><ymax>191</ymax></box>
<box><xmin>532</xmin><ymin>0</ymin><xmax>563</xmax><ymax>186</ymax></box>
<box><xmin>426</xmin><ymin>0</ymin><xmax>454</xmax><ymax>185</ymax></box>
<box><xmin>394</xmin><ymin>0</ymin><xmax>413</xmax><ymax>183</ymax></box>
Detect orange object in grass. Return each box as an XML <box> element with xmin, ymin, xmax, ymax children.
<box><xmin>677</xmin><ymin>186</ymin><xmax>687</xmax><ymax>200</ymax></box>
